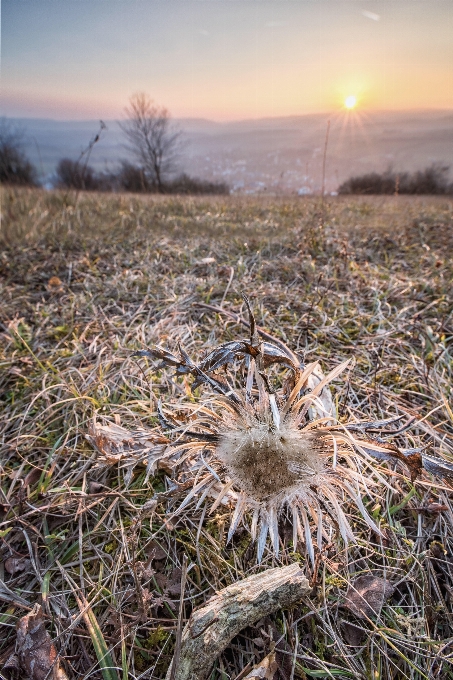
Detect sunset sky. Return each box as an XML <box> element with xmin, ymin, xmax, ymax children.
<box><xmin>2</xmin><ymin>0</ymin><xmax>453</xmax><ymax>121</ymax></box>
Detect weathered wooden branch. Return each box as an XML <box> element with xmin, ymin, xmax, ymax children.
<box><xmin>166</xmin><ymin>563</ymin><xmax>310</xmax><ymax>680</ymax></box>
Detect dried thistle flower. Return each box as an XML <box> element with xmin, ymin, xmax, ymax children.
<box><xmin>89</xmin><ymin>295</ymin><xmax>452</xmax><ymax>563</ymax></box>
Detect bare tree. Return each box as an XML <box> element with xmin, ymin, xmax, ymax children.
<box><xmin>119</xmin><ymin>93</ymin><xmax>181</xmax><ymax>192</ymax></box>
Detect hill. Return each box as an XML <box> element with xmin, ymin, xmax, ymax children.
<box><xmin>8</xmin><ymin>109</ymin><xmax>453</xmax><ymax>192</ymax></box>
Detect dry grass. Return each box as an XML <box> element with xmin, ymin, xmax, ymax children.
<box><xmin>1</xmin><ymin>187</ymin><xmax>453</xmax><ymax>680</ymax></box>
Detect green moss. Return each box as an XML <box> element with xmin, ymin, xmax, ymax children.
<box><xmin>144</xmin><ymin>626</ymin><xmax>169</xmax><ymax>649</ymax></box>
<box><xmin>325</xmin><ymin>574</ymin><xmax>344</xmax><ymax>588</ymax></box>
<box><xmin>134</xmin><ymin>652</ymin><xmax>147</xmax><ymax>671</ymax></box>
<box><xmin>104</xmin><ymin>541</ymin><xmax>117</xmax><ymax>554</ymax></box>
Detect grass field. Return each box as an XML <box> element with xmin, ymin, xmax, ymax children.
<box><xmin>1</xmin><ymin>187</ymin><xmax>453</xmax><ymax>680</ymax></box>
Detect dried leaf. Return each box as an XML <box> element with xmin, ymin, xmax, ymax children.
<box><xmin>178</xmin><ymin>344</ymin><xmax>242</xmax><ymax>405</ymax></box>
<box><xmin>243</xmin><ymin>651</ymin><xmax>278</xmax><ymax>679</ymax></box>
<box><xmin>147</xmin><ymin>540</ymin><xmax>167</xmax><ymax>562</ymax></box>
<box><xmin>3</xmin><ymin>652</ymin><xmax>20</xmax><ymax>671</ymax></box>
<box><xmin>134</xmin><ymin>346</ymin><xmax>182</xmax><ymax>368</ymax></box>
<box><xmin>140</xmin><ymin>498</ymin><xmax>159</xmax><ymax>516</ymax></box>
<box><xmin>16</xmin><ymin>604</ymin><xmax>68</xmax><ymax>680</ymax></box>
<box><xmin>47</xmin><ymin>276</ymin><xmax>63</xmax><ymax>291</ymax></box>
<box><xmin>154</xmin><ymin>573</ymin><xmax>168</xmax><ymax>590</ymax></box>
<box><xmin>345</xmin><ymin>415</ymin><xmax>406</xmax><ymax>432</ymax></box>
<box><xmin>88</xmin><ymin>481</ymin><xmax>105</xmax><ymax>494</ymax></box>
<box><xmin>23</xmin><ymin>468</ymin><xmax>42</xmax><ymax>488</ymax></box>
<box><xmin>166</xmin><ymin>567</ymin><xmax>182</xmax><ymax>596</ymax></box>
<box><xmin>358</xmin><ymin>440</ymin><xmax>423</xmax><ymax>481</ymax></box>
<box><xmin>341</xmin><ymin>620</ymin><xmax>366</xmax><ymax>646</ymax></box>
<box><xmin>4</xmin><ymin>557</ymin><xmax>30</xmax><ymax>575</ymax></box>
<box><xmin>306</xmin><ymin>363</ymin><xmax>335</xmax><ymax>420</ymax></box>
<box><xmin>86</xmin><ymin>420</ymin><xmax>170</xmax><ymax>476</ymax></box>
<box><xmin>198</xmin><ymin>341</ymin><xmax>249</xmax><ymax>373</ymax></box>
<box><xmin>422</xmin><ymin>453</ymin><xmax>453</xmax><ymax>480</ymax></box>
<box><xmin>343</xmin><ymin>574</ymin><xmax>395</xmax><ymax>619</ymax></box>
<box><xmin>252</xmin><ymin>637</ymin><xmax>265</xmax><ymax>647</ymax></box>
<box><xmin>261</xmin><ymin>341</ymin><xmax>299</xmax><ymax>372</ymax></box>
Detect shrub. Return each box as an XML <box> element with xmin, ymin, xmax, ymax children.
<box><xmin>0</xmin><ymin>118</ymin><xmax>37</xmax><ymax>186</ymax></box>
<box><xmin>55</xmin><ymin>158</ymin><xmax>100</xmax><ymax>191</ymax></box>
<box><xmin>163</xmin><ymin>173</ymin><xmax>229</xmax><ymax>195</ymax></box>
<box><xmin>408</xmin><ymin>164</ymin><xmax>451</xmax><ymax>194</ymax></box>
<box><xmin>116</xmin><ymin>162</ymin><xmax>150</xmax><ymax>193</ymax></box>
<box><xmin>338</xmin><ymin>164</ymin><xmax>452</xmax><ymax>195</ymax></box>
<box><xmin>53</xmin><ymin>157</ymin><xmax>229</xmax><ymax>195</ymax></box>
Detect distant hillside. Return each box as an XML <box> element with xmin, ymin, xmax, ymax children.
<box><xmin>8</xmin><ymin>110</ymin><xmax>453</xmax><ymax>193</ymax></box>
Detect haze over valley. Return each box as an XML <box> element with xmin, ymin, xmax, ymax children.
<box><xmin>12</xmin><ymin>109</ymin><xmax>453</xmax><ymax>194</ymax></box>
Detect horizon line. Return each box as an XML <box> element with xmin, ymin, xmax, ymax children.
<box><xmin>2</xmin><ymin>107</ymin><xmax>453</xmax><ymax>126</ymax></box>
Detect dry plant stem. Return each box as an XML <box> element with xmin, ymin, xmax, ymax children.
<box><xmin>196</xmin><ymin>302</ymin><xmax>292</xmax><ymax>354</ymax></box>
<box><xmin>165</xmin><ymin>563</ymin><xmax>310</xmax><ymax>680</ymax></box>
<box><xmin>320</xmin><ymin>118</ymin><xmax>330</xmax><ymax>224</ymax></box>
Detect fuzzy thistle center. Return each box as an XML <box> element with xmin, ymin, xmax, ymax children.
<box><xmin>217</xmin><ymin>423</ymin><xmax>325</xmax><ymax>501</ymax></box>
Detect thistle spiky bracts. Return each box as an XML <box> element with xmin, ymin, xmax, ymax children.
<box><xmin>89</xmin><ymin>295</ymin><xmax>453</xmax><ymax>563</ymax></box>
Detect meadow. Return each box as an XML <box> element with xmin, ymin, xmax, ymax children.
<box><xmin>1</xmin><ymin>187</ymin><xmax>452</xmax><ymax>680</ymax></box>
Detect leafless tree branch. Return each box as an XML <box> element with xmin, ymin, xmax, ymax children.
<box><xmin>119</xmin><ymin>92</ymin><xmax>181</xmax><ymax>192</ymax></box>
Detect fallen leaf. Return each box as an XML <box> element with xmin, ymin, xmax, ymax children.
<box><xmin>16</xmin><ymin>604</ymin><xmax>68</xmax><ymax>680</ymax></box>
<box><xmin>47</xmin><ymin>277</ymin><xmax>64</xmax><ymax>293</ymax></box>
<box><xmin>422</xmin><ymin>453</ymin><xmax>453</xmax><ymax>481</ymax></box>
<box><xmin>4</xmin><ymin>557</ymin><xmax>31</xmax><ymax>575</ymax></box>
<box><xmin>360</xmin><ymin>439</ymin><xmax>423</xmax><ymax>481</ymax></box>
<box><xmin>343</xmin><ymin>574</ymin><xmax>395</xmax><ymax>619</ymax></box>
<box><xmin>88</xmin><ymin>481</ymin><xmax>105</xmax><ymax>494</ymax></box>
<box><xmin>243</xmin><ymin>651</ymin><xmax>278</xmax><ymax>679</ymax></box>
<box><xmin>3</xmin><ymin>652</ymin><xmax>20</xmax><ymax>673</ymax></box>
<box><xmin>86</xmin><ymin>419</ymin><xmax>170</xmax><ymax>480</ymax></box>
<box><xmin>140</xmin><ymin>498</ymin><xmax>158</xmax><ymax>517</ymax></box>
<box><xmin>166</xmin><ymin>567</ymin><xmax>182</xmax><ymax>596</ymax></box>
<box><xmin>252</xmin><ymin>637</ymin><xmax>265</xmax><ymax>648</ymax></box>
<box><xmin>147</xmin><ymin>540</ymin><xmax>167</xmax><ymax>562</ymax></box>
<box><xmin>341</xmin><ymin>620</ymin><xmax>366</xmax><ymax>646</ymax></box>
<box><xmin>23</xmin><ymin>468</ymin><xmax>42</xmax><ymax>488</ymax></box>
<box><xmin>429</xmin><ymin>540</ymin><xmax>446</xmax><ymax>559</ymax></box>
<box><xmin>154</xmin><ymin>573</ymin><xmax>168</xmax><ymax>590</ymax></box>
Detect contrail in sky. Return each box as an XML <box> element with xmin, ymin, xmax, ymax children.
<box><xmin>362</xmin><ymin>10</ymin><xmax>380</xmax><ymax>21</ymax></box>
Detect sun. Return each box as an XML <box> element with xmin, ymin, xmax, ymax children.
<box><xmin>344</xmin><ymin>95</ymin><xmax>357</xmax><ymax>110</ymax></box>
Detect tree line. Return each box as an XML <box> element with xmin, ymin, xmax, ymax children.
<box><xmin>53</xmin><ymin>158</ymin><xmax>229</xmax><ymax>195</ymax></box>
<box><xmin>338</xmin><ymin>164</ymin><xmax>453</xmax><ymax>195</ymax></box>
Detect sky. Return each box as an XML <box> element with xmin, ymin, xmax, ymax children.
<box><xmin>2</xmin><ymin>0</ymin><xmax>453</xmax><ymax>121</ymax></box>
